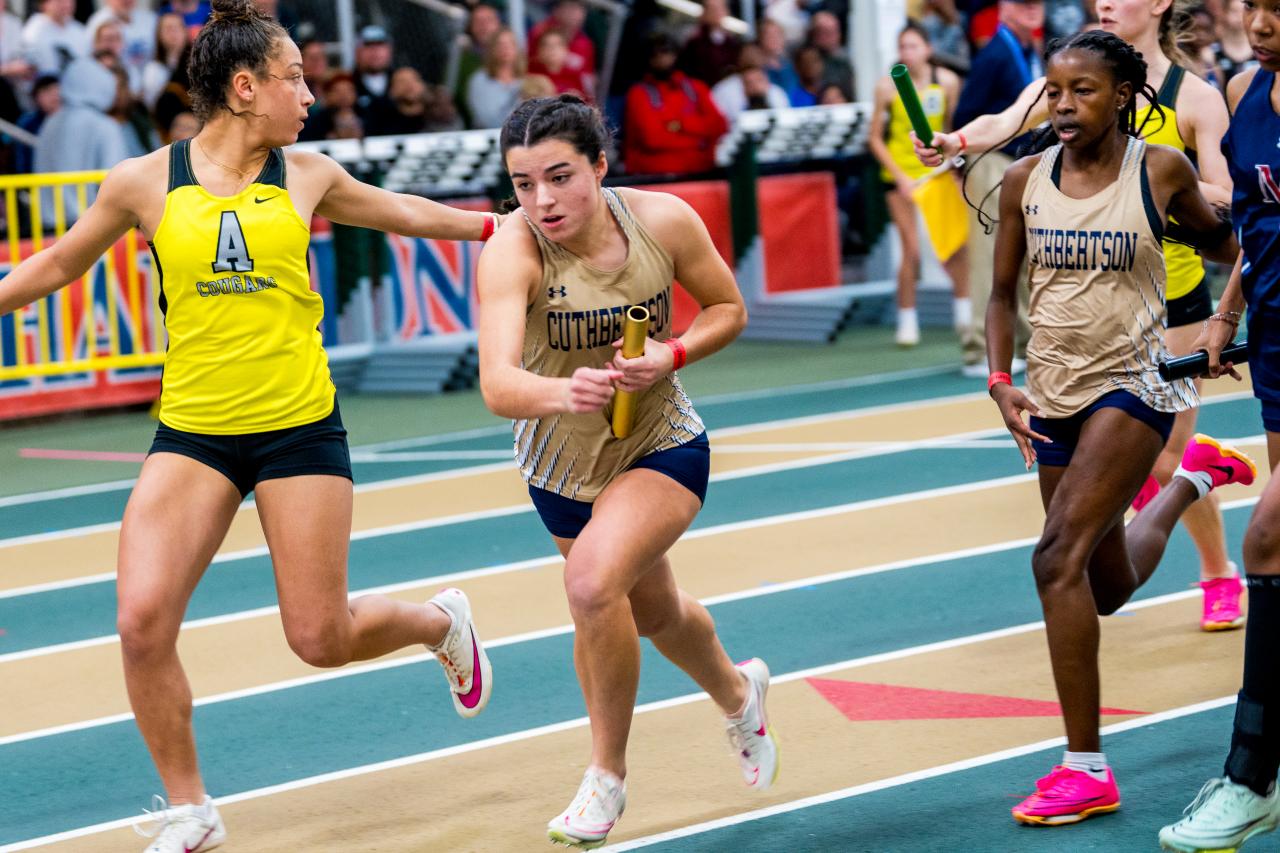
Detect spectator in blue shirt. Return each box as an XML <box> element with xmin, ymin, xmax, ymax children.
<box><xmin>949</xmin><ymin>0</ymin><xmax>1042</xmax><ymax>374</ymax></box>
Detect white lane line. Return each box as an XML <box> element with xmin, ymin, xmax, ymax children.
<box><xmin>0</xmin><ymin>365</ymin><xmax>965</xmax><ymax>509</ymax></box>
<box><xmin>0</xmin><ymin>425</ymin><xmax>1009</xmax><ymax>598</ymax></box>
<box><xmin>0</xmin><ymin>586</ymin><xmax>1223</xmax><ymax>852</ymax></box>
<box><xmin>604</xmin><ymin>694</ymin><xmax>1239</xmax><ymax>851</ymax></box>
<box><xmin>0</xmin><ymin>472</ymin><xmax>1039</xmax><ymax>661</ymax></box>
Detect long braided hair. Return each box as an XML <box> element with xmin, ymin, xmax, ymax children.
<box><xmin>965</xmin><ymin>30</ymin><xmax>1164</xmax><ymax>233</ymax></box>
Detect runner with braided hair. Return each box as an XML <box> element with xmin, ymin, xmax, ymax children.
<box><xmin>918</xmin><ymin>0</ymin><xmax>1247</xmax><ymax>633</ymax></box>
<box><xmin>985</xmin><ymin>30</ymin><xmax>1253</xmax><ymax>826</ymax></box>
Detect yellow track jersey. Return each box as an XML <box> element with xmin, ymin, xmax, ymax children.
<box><xmin>149</xmin><ymin>140</ymin><xmax>333</xmax><ymax>434</ymax></box>
<box><xmin>1136</xmin><ymin>65</ymin><xmax>1205</xmax><ymax>302</ymax></box>
<box><xmin>881</xmin><ymin>69</ymin><xmax>946</xmax><ymax>183</ymax></box>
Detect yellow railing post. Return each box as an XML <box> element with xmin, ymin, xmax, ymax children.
<box><xmin>0</xmin><ymin>170</ymin><xmax>166</xmax><ymax>382</ymax></box>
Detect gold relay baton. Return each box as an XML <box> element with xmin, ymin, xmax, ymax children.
<box><xmin>610</xmin><ymin>305</ymin><xmax>650</xmax><ymax>439</ymax></box>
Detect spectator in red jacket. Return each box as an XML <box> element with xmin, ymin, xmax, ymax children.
<box><xmin>624</xmin><ymin>30</ymin><xmax>727</xmax><ymax>175</ymax></box>
<box><xmin>528</xmin><ymin>0</ymin><xmax>596</xmax><ymax>89</ymax></box>
<box><xmin>529</xmin><ymin>29</ymin><xmax>592</xmax><ymax>101</ymax></box>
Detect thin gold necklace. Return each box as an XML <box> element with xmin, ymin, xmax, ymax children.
<box><xmin>196</xmin><ymin>138</ymin><xmax>266</xmax><ymax>187</ymax></box>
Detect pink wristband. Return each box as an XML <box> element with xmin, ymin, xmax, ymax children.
<box><xmin>987</xmin><ymin>371</ymin><xmax>1012</xmax><ymax>392</ymax></box>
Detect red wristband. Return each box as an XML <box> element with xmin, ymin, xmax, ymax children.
<box><xmin>987</xmin><ymin>371</ymin><xmax>1012</xmax><ymax>391</ymax></box>
<box><xmin>665</xmin><ymin>338</ymin><xmax>687</xmax><ymax>370</ymax></box>
<box><xmin>955</xmin><ymin>131</ymin><xmax>968</xmax><ymax>153</ymax></box>
<box><xmin>480</xmin><ymin>213</ymin><xmax>496</xmax><ymax>242</ymax></box>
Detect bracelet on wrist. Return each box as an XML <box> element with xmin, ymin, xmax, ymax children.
<box><xmin>1207</xmin><ymin>311</ymin><xmax>1241</xmax><ymax>326</ymax></box>
<box><xmin>987</xmin><ymin>371</ymin><xmax>1012</xmax><ymax>392</ymax></box>
<box><xmin>664</xmin><ymin>338</ymin><xmax>687</xmax><ymax>370</ymax></box>
<box><xmin>955</xmin><ymin>131</ymin><xmax>968</xmax><ymax>153</ymax></box>
<box><xmin>480</xmin><ymin>213</ymin><xmax>497</xmax><ymax>242</ymax></box>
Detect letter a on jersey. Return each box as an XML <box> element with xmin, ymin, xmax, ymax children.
<box><xmin>212</xmin><ymin>210</ymin><xmax>255</xmax><ymax>273</ymax></box>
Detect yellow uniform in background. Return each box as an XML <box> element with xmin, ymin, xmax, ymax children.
<box><xmin>1136</xmin><ymin>65</ymin><xmax>1206</xmax><ymax>305</ymax></box>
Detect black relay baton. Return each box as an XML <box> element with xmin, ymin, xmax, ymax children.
<box><xmin>1157</xmin><ymin>341</ymin><xmax>1249</xmax><ymax>381</ymax></box>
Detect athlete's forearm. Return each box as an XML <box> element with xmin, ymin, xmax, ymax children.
<box><xmin>404</xmin><ymin>195</ymin><xmax>494</xmax><ymax>242</ymax></box>
<box><xmin>1217</xmin><ymin>256</ymin><xmax>1246</xmax><ymax>315</ymax></box>
<box><xmin>984</xmin><ymin>286</ymin><xmax>1020</xmax><ymax>375</ymax></box>
<box><xmin>668</xmin><ymin>301</ymin><xmax>746</xmax><ymax>367</ymax></box>
<box><xmin>0</xmin><ymin>249</ymin><xmax>76</xmax><ymax>317</ymax></box>
<box><xmin>481</xmin><ymin>363</ymin><xmax>571</xmax><ymax>420</ymax></box>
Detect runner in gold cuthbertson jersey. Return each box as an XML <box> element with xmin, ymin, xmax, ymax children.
<box><xmin>915</xmin><ymin>0</ymin><xmax>1244</xmax><ymax>630</ymax></box>
<box><xmin>479</xmin><ymin>96</ymin><xmax>777</xmax><ymax>849</ymax></box>
<box><xmin>0</xmin><ymin>1</ymin><xmax>502</xmax><ymax>849</ymax></box>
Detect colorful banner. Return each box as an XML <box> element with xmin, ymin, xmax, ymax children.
<box><xmin>0</xmin><ymin>177</ymin><xmax>840</xmax><ymax>419</ymax></box>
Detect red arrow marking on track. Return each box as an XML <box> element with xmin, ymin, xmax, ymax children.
<box><xmin>807</xmin><ymin>678</ymin><xmax>1144</xmax><ymax>721</ymax></box>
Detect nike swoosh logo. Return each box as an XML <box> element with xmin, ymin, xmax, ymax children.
<box><xmin>254</xmin><ymin>196</ymin><xmax>277</xmax><ymax>204</ymax></box>
<box><xmin>1209</xmin><ymin>463</ymin><xmax>1235</xmax><ymax>477</ymax></box>
<box><xmin>1040</xmin><ymin>794</ymin><xmax>1107</xmax><ymax>807</ymax></box>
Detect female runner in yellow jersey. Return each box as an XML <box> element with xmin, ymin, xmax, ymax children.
<box><xmin>0</xmin><ymin>1</ymin><xmax>498</xmax><ymax>850</ymax></box>
<box><xmin>916</xmin><ymin>0</ymin><xmax>1245</xmax><ymax>630</ymax></box>
<box><xmin>867</xmin><ymin>22</ymin><xmax>968</xmax><ymax>347</ymax></box>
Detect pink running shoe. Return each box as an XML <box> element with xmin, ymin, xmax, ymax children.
<box><xmin>1200</xmin><ymin>571</ymin><xmax>1245</xmax><ymax>632</ymax></box>
<box><xmin>1182</xmin><ymin>435</ymin><xmax>1258</xmax><ymax>490</ymax></box>
<box><xmin>1132</xmin><ymin>475</ymin><xmax>1161</xmax><ymax>512</ymax></box>
<box><xmin>1012</xmin><ymin>765</ymin><xmax>1121</xmax><ymax>826</ymax></box>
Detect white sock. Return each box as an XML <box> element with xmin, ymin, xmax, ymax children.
<box><xmin>952</xmin><ymin>296</ymin><xmax>972</xmax><ymax>329</ymax></box>
<box><xmin>1063</xmin><ymin>750</ymin><xmax>1110</xmax><ymax>781</ymax></box>
<box><xmin>897</xmin><ymin>306</ymin><xmax>918</xmax><ymax>326</ymax></box>
<box><xmin>1173</xmin><ymin>466</ymin><xmax>1212</xmax><ymax>500</ymax></box>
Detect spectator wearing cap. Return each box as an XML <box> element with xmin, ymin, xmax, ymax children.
<box><xmin>624</xmin><ymin>31</ymin><xmax>727</xmax><ymax>175</ymax></box>
<box><xmin>529</xmin><ymin>29</ymin><xmax>591</xmax><ymax>100</ymax></box>
<box><xmin>158</xmin><ymin>0</ymin><xmax>212</xmax><ymax>40</ymax></box>
<box><xmin>22</xmin><ymin>0</ymin><xmax>88</xmax><ymax>76</ymax></box>
<box><xmin>466</xmin><ymin>26</ymin><xmax>524</xmax><ymax>129</ymax></box>
<box><xmin>13</xmin><ymin>75</ymin><xmax>59</xmax><ymax>174</ymax></box>
<box><xmin>86</xmin><ymin>0</ymin><xmax>156</xmax><ymax>96</ymax></box>
<box><xmin>710</xmin><ymin>46</ymin><xmax>790</xmax><ymax>122</ymax></box>
<box><xmin>365</xmin><ymin>66</ymin><xmax>462</xmax><ymax>135</ymax></box>
<box><xmin>678</xmin><ymin>0</ymin><xmax>741</xmax><ymax>85</ymax></box>
<box><xmin>140</xmin><ymin>12</ymin><xmax>189</xmax><ymax>109</ymax></box>
<box><xmin>354</xmin><ymin>24</ymin><xmax>393</xmax><ymax>110</ymax></box>
<box><xmin>528</xmin><ymin>0</ymin><xmax>596</xmax><ymax>95</ymax></box>
<box><xmin>805</xmin><ymin>10</ymin><xmax>853</xmax><ymax>97</ymax></box>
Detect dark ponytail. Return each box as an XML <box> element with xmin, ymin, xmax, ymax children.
<box><xmin>188</xmin><ymin>0</ymin><xmax>289</xmax><ymax>121</ymax></box>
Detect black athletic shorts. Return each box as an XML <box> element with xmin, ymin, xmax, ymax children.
<box><xmin>1167</xmin><ymin>276</ymin><xmax>1213</xmax><ymax>328</ymax></box>
<box><xmin>149</xmin><ymin>401</ymin><xmax>352</xmax><ymax>497</ymax></box>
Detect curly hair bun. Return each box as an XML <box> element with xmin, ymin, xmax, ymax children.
<box><xmin>210</xmin><ymin>0</ymin><xmax>258</xmax><ymax>24</ymax></box>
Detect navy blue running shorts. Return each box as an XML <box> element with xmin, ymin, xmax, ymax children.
<box><xmin>149</xmin><ymin>400</ymin><xmax>352</xmax><ymax>497</ymax></box>
<box><xmin>1028</xmin><ymin>390</ymin><xmax>1175</xmax><ymax>468</ymax></box>
<box><xmin>528</xmin><ymin>432</ymin><xmax>711</xmax><ymax>539</ymax></box>
<box><xmin>1247</xmin><ymin>312</ymin><xmax>1280</xmax><ymax>433</ymax></box>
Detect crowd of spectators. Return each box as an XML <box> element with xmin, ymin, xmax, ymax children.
<box><xmin>0</xmin><ymin>0</ymin><xmax>868</xmax><ymax>179</ymax></box>
<box><xmin>0</xmin><ymin>0</ymin><xmax>1255</xmax><ymax>181</ymax></box>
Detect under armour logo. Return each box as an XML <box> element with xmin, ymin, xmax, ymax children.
<box><xmin>548</xmin><ymin>286</ymin><xmax>567</xmax><ymax>299</ymax></box>
<box><xmin>1025</xmin><ymin>204</ymin><xmax>1039</xmax><ymax>215</ymax></box>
